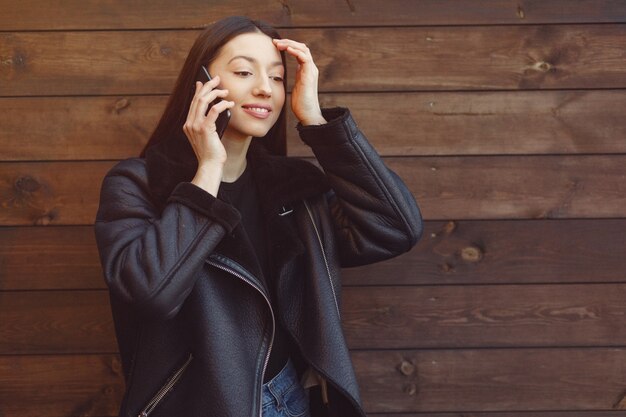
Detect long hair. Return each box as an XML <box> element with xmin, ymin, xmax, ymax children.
<box><xmin>140</xmin><ymin>16</ymin><xmax>287</xmax><ymax>158</ymax></box>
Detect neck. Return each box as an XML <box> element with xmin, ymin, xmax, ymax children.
<box><xmin>221</xmin><ymin>135</ymin><xmax>252</xmax><ymax>183</ymax></box>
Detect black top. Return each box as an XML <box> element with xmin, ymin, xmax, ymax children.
<box><xmin>218</xmin><ymin>163</ymin><xmax>293</xmax><ymax>383</ymax></box>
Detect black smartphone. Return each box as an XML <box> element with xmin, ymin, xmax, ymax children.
<box><xmin>196</xmin><ymin>65</ymin><xmax>231</xmax><ymax>138</ymax></box>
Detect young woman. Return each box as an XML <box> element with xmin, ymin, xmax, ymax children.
<box><xmin>95</xmin><ymin>16</ymin><xmax>422</xmax><ymax>417</ymax></box>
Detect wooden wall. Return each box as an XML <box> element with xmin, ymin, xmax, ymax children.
<box><xmin>1</xmin><ymin>1</ymin><xmax>626</xmax><ymax>416</ymax></box>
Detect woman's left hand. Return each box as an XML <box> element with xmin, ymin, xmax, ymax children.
<box><xmin>273</xmin><ymin>38</ymin><xmax>326</xmax><ymax>126</ymax></box>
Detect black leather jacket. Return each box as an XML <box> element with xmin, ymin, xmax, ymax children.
<box><xmin>95</xmin><ymin>107</ymin><xmax>422</xmax><ymax>417</ymax></box>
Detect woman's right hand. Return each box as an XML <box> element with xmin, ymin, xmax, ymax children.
<box><xmin>183</xmin><ymin>75</ymin><xmax>234</xmax><ymax>167</ymax></box>
<box><xmin>184</xmin><ymin>75</ymin><xmax>235</xmax><ymax>196</ymax></box>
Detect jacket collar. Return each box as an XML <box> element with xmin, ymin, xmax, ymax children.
<box><xmin>145</xmin><ymin>133</ymin><xmax>330</xmax><ymax>215</ymax></box>
<box><xmin>145</xmin><ymin>133</ymin><xmax>331</xmax><ymax>291</ymax></box>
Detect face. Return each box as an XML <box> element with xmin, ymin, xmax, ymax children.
<box><xmin>208</xmin><ymin>32</ymin><xmax>286</xmax><ymax>141</ymax></box>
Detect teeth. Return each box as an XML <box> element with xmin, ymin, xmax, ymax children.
<box><xmin>246</xmin><ymin>107</ymin><xmax>269</xmax><ymax>113</ymax></box>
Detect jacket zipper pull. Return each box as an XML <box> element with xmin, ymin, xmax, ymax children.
<box><xmin>320</xmin><ymin>377</ymin><xmax>329</xmax><ymax>405</ymax></box>
<box><xmin>278</xmin><ymin>205</ymin><xmax>293</xmax><ymax>216</ymax></box>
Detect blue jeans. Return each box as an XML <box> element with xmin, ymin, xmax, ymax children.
<box><xmin>261</xmin><ymin>358</ymin><xmax>311</xmax><ymax>417</ymax></box>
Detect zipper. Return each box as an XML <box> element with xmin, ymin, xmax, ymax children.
<box><xmin>206</xmin><ymin>255</ymin><xmax>275</xmax><ymax>417</ymax></box>
<box><xmin>137</xmin><ymin>352</ymin><xmax>193</xmax><ymax>417</ymax></box>
<box><xmin>303</xmin><ymin>200</ymin><xmax>341</xmax><ymax>319</ymax></box>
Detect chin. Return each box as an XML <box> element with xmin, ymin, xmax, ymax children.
<box><xmin>228</xmin><ymin>120</ymin><xmax>277</xmax><ymax>139</ymax></box>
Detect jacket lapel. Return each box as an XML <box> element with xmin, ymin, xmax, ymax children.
<box><xmin>145</xmin><ymin>135</ymin><xmax>331</xmax><ymax>291</ymax></box>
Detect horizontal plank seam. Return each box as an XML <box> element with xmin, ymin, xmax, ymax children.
<box><xmin>1</xmin><ymin>20</ymin><xmax>626</xmax><ymax>34</ymax></box>
<box><xmin>3</xmin><ymin>86</ymin><xmax>626</xmax><ymax>99</ymax></box>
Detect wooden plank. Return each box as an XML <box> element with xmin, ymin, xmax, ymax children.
<box><xmin>0</xmin><ymin>291</ymin><xmax>116</xmax><ymax>354</ymax></box>
<box><xmin>3</xmin><ymin>155</ymin><xmax>626</xmax><ymax>225</ymax></box>
<box><xmin>0</xmin><ymin>161</ymin><xmax>113</xmax><ymax>226</ymax></box>
<box><xmin>391</xmin><ymin>155</ymin><xmax>626</xmax><ymax>220</ymax></box>
<box><xmin>0</xmin><ymin>226</ymin><xmax>103</xmax><ymax>290</ymax></box>
<box><xmin>294</xmin><ymin>90</ymin><xmax>626</xmax><ymax>157</ymax></box>
<box><xmin>1</xmin><ymin>1</ymin><xmax>624</xmax><ymax>30</ymax></box>
<box><xmin>342</xmin><ymin>284</ymin><xmax>626</xmax><ymax>349</ymax></box>
<box><xmin>3</xmin><ymin>219</ymin><xmax>626</xmax><ymax>291</ymax></box>
<box><xmin>0</xmin><ymin>31</ymin><xmax>193</xmax><ymax>96</ymax></box>
<box><xmin>2</xmin><ymin>25</ymin><xmax>626</xmax><ymax>96</ymax></box>
<box><xmin>0</xmin><ymin>354</ymin><xmax>124</xmax><ymax>417</ymax></box>
<box><xmin>3</xmin><ymin>349</ymin><xmax>626</xmax><ymax>415</ymax></box>
<box><xmin>4</xmin><ymin>284</ymin><xmax>626</xmax><ymax>354</ymax></box>
<box><xmin>342</xmin><ymin>219</ymin><xmax>626</xmax><ymax>286</ymax></box>
<box><xmin>4</xmin><ymin>90</ymin><xmax>626</xmax><ymax>161</ymax></box>
<box><xmin>0</xmin><ymin>96</ymin><xmax>165</xmax><ymax>161</ymax></box>
<box><xmin>352</xmin><ymin>348</ymin><xmax>626</xmax><ymax>412</ymax></box>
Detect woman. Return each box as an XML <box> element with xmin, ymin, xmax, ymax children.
<box><xmin>95</xmin><ymin>16</ymin><xmax>422</xmax><ymax>417</ymax></box>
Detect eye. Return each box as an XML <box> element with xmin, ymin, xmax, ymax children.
<box><xmin>271</xmin><ymin>76</ymin><xmax>284</xmax><ymax>82</ymax></box>
<box><xmin>234</xmin><ymin>71</ymin><xmax>252</xmax><ymax>77</ymax></box>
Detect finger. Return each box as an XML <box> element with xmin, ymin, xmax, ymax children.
<box><xmin>194</xmin><ymin>89</ymin><xmax>230</xmax><ymax>120</ymax></box>
<box><xmin>274</xmin><ymin>40</ymin><xmax>313</xmax><ymax>64</ymax></box>
<box><xmin>197</xmin><ymin>74</ymin><xmax>221</xmax><ymax>97</ymax></box>
<box><xmin>285</xmin><ymin>45</ymin><xmax>311</xmax><ymax>64</ymax></box>
<box><xmin>203</xmin><ymin>73</ymin><xmax>220</xmax><ymax>87</ymax></box>
<box><xmin>206</xmin><ymin>100</ymin><xmax>235</xmax><ymax>122</ymax></box>
<box><xmin>273</xmin><ymin>38</ymin><xmax>309</xmax><ymax>52</ymax></box>
<box><xmin>185</xmin><ymin>81</ymin><xmax>203</xmax><ymax>133</ymax></box>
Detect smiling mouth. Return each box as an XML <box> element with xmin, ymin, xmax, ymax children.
<box><xmin>242</xmin><ymin>106</ymin><xmax>272</xmax><ymax>119</ymax></box>
<box><xmin>242</xmin><ymin>106</ymin><xmax>271</xmax><ymax>113</ymax></box>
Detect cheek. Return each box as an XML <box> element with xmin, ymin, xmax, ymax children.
<box><xmin>274</xmin><ymin>86</ymin><xmax>286</xmax><ymax>107</ymax></box>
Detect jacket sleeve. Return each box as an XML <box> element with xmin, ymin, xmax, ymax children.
<box><xmin>297</xmin><ymin>107</ymin><xmax>423</xmax><ymax>267</ymax></box>
<box><xmin>94</xmin><ymin>158</ymin><xmax>241</xmax><ymax>320</ymax></box>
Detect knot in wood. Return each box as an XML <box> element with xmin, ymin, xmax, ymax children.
<box><xmin>35</xmin><ymin>215</ymin><xmax>52</xmax><ymax>226</ymax></box>
<box><xmin>35</xmin><ymin>209</ymin><xmax>58</xmax><ymax>226</ymax></box>
<box><xmin>534</xmin><ymin>61</ymin><xmax>552</xmax><ymax>72</ymax></box>
<box><xmin>6</xmin><ymin>51</ymin><xmax>27</xmax><ymax>69</ymax></box>
<box><xmin>440</xmin><ymin>263</ymin><xmax>454</xmax><ymax>273</ymax></box>
<box><xmin>279</xmin><ymin>0</ymin><xmax>292</xmax><ymax>16</ymax></box>
<box><xmin>15</xmin><ymin>175</ymin><xmax>40</xmax><ymax>193</ymax></box>
<box><xmin>14</xmin><ymin>52</ymin><xmax>26</xmax><ymax>67</ymax></box>
<box><xmin>443</xmin><ymin>221</ymin><xmax>456</xmax><ymax>235</ymax></box>
<box><xmin>461</xmin><ymin>246</ymin><xmax>483</xmax><ymax>263</ymax></box>
<box><xmin>397</xmin><ymin>359</ymin><xmax>415</xmax><ymax>376</ymax></box>
<box><xmin>114</xmin><ymin>98</ymin><xmax>130</xmax><ymax>114</ymax></box>
<box><xmin>403</xmin><ymin>383</ymin><xmax>417</xmax><ymax>396</ymax></box>
<box><xmin>516</xmin><ymin>5</ymin><xmax>526</xmax><ymax>19</ymax></box>
<box><xmin>110</xmin><ymin>356</ymin><xmax>123</xmax><ymax>375</ymax></box>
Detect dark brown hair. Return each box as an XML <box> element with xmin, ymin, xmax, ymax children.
<box><xmin>139</xmin><ymin>16</ymin><xmax>287</xmax><ymax>157</ymax></box>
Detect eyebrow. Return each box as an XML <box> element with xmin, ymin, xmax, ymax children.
<box><xmin>228</xmin><ymin>55</ymin><xmax>283</xmax><ymax>68</ymax></box>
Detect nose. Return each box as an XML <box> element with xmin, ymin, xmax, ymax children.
<box><xmin>253</xmin><ymin>75</ymin><xmax>272</xmax><ymax>98</ymax></box>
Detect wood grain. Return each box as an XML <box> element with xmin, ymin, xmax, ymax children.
<box><xmin>0</xmin><ymin>96</ymin><xmax>165</xmax><ymax>161</ymax></box>
<box><xmin>391</xmin><ymin>155</ymin><xmax>626</xmax><ymax>220</ymax></box>
<box><xmin>1</xmin><ymin>1</ymin><xmax>624</xmax><ymax>30</ymax></box>
<box><xmin>0</xmin><ymin>161</ymin><xmax>113</xmax><ymax>226</ymax></box>
<box><xmin>0</xmin><ymin>226</ymin><xmax>103</xmax><ymax>290</ymax></box>
<box><xmin>2</xmin><ymin>155</ymin><xmax>626</xmax><ymax>225</ymax></box>
<box><xmin>3</xmin><ymin>349</ymin><xmax>626</xmax><ymax>415</ymax></box>
<box><xmin>352</xmin><ymin>348</ymin><xmax>626</xmax><ymax>412</ymax></box>
<box><xmin>342</xmin><ymin>284</ymin><xmax>626</xmax><ymax>349</ymax></box>
<box><xmin>0</xmin><ymin>290</ymin><xmax>116</xmax><ymax>354</ymax></box>
<box><xmin>0</xmin><ymin>354</ymin><xmax>124</xmax><ymax>417</ymax></box>
<box><xmin>4</xmin><ymin>284</ymin><xmax>626</xmax><ymax>354</ymax></box>
<box><xmin>3</xmin><ymin>90</ymin><xmax>626</xmax><ymax>161</ymax></box>
<box><xmin>3</xmin><ymin>219</ymin><xmax>625</xmax><ymax>291</ymax></box>
<box><xmin>342</xmin><ymin>219</ymin><xmax>626</xmax><ymax>286</ymax></box>
<box><xmin>2</xmin><ymin>25</ymin><xmax>625</xmax><ymax>96</ymax></box>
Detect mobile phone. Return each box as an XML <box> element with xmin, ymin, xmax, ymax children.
<box><xmin>196</xmin><ymin>65</ymin><xmax>231</xmax><ymax>138</ymax></box>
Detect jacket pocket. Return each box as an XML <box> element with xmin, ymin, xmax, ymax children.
<box><xmin>137</xmin><ymin>353</ymin><xmax>193</xmax><ymax>417</ymax></box>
